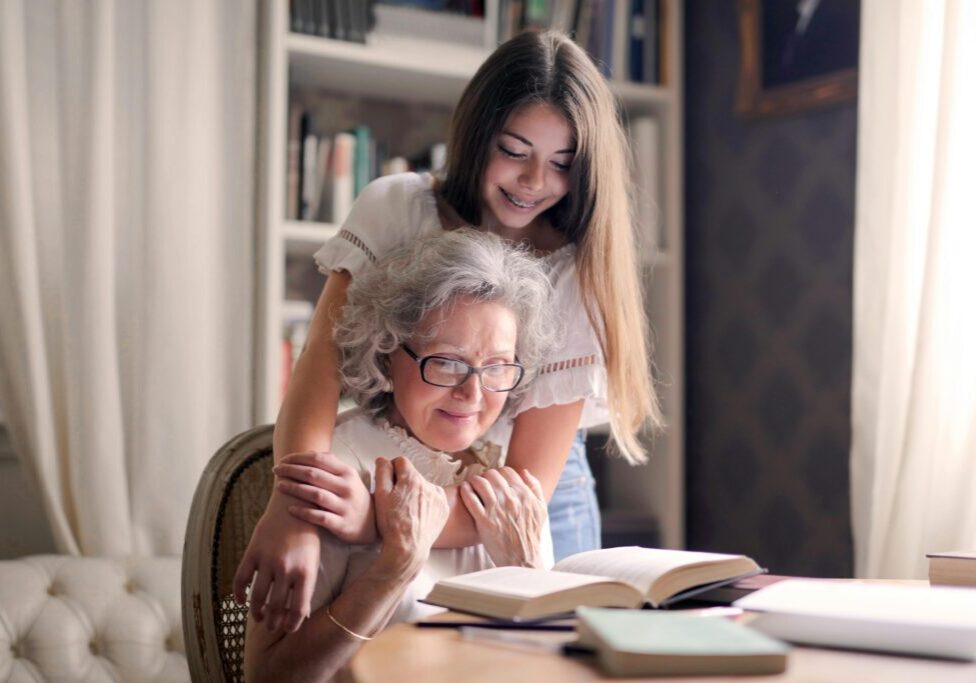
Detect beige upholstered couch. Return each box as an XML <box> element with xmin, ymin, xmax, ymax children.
<box><xmin>0</xmin><ymin>555</ymin><xmax>188</xmax><ymax>683</ymax></box>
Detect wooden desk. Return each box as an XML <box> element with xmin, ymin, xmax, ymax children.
<box><xmin>347</xmin><ymin>617</ymin><xmax>976</xmax><ymax>682</ymax></box>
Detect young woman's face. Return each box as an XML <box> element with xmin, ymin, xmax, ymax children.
<box><xmin>480</xmin><ymin>103</ymin><xmax>574</xmax><ymax>239</ymax></box>
<box><xmin>387</xmin><ymin>297</ymin><xmax>518</xmax><ymax>454</ymax></box>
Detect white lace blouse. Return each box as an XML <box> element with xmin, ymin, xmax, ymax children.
<box><xmin>313</xmin><ymin>172</ymin><xmax>610</xmax><ymax>456</ymax></box>
<box><xmin>308</xmin><ymin>408</ymin><xmax>555</xmax><ymax>625</ymax></box>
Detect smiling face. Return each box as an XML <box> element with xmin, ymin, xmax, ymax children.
<box><xmin>479</xmin><ymin>102</ymin><xmax>575</xmax><ymax>241</ymax></box>
<box><xmin>386</xmin><ymin>297</ymin><xmax>518</xmax><ymax>455</ymax></box>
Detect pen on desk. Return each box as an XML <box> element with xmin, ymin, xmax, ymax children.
<box><xmin>681</xmin><ymin>606</ymin><xmax>744</xmax><ymax>619</ymax></box>
<box><xmin>457</xmin><ymin>626</ymin><xmax>565</xmax><ymax>653</ymax></box>
<box><xmin>415</xmin><ymin>620</ymin><xmax>575</xmax><ymax>631</ymax></box>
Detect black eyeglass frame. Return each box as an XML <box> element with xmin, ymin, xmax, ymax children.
<box><xmin>399</xmin><ymin>344</ymin><xmax>525</xmax><ymax>392</ymax></box>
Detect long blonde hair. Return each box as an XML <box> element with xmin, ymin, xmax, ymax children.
<box><xmin>440</xmin><ymin>30</ymin><xmax>663</xmax><ymax>463</ymax></box>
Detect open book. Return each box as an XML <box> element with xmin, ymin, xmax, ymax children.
<box><xmin>423</xmin><ymin>546</ymin><xmax>763</xmax><ymax>621</ymax></box>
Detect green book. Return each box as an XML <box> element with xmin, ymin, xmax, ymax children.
<box><xmin>576</xmin><ymin>607</ymin><xmax>789</xmax><ymax>677</ymax></box>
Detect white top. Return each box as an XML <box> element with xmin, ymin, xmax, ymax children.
<box><xmin>314</xmin><ymin>172</ymin><xmax>610</xmax><ymax>454</ymax></box>
<box><xmin>309</xmin><ymin>408</ymin><xmax>555</xmax><ymax>624</ymax></box>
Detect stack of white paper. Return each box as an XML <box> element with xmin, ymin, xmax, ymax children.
<box><xmin>735</xmin><ymin>579</ymin><xmax>976</xmax><ymax>660</ymax></box>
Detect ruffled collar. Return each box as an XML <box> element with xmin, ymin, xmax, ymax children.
<box><xmin>375</xmin><ymin>416</ymin><xmax>503</xmax><ymax>487</ymax></box>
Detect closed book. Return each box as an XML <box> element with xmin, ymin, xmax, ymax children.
<box><xmin>299</xmin><ymin>117</ymin><xmax>318</xmax><ymax>220</ymax></box>
<box><xmin>628</xmin><ymin>116</ymin><xmax>661</xmax><ymax>253</ymax></box>
<box><xmin>330</xmin><ymin>132</ymin><xmax>355</xmax><ymax>224</ymax></box>
<box><xmin>285</xmin><ymin>105</ymin><xmax>303</xmax><ymax>220</ymax></box>
<box><xmin>576</xmin><ymin>607</ymin><xmax>789</xmax><ymax>677</ymax></box>
<box><xmin>352</xmin><ymin>125</ymin><xmax>371</xmax><ymax>198</ymax></box>
<box><xmin>735</xmin><ymin>579</ymin><xmax>976</xmax><ymax>661</ymax></box>
<box><xmin>423</xmin><ymin>546</ymin><xmax>763</xmax><ymax>621</ymax></box>
<box><xmin>927</xmin><ymin>551</ymin><xmax>976</xmax><ymax>587</ymax></box>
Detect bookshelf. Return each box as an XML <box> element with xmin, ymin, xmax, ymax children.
<box><xmin>255</xmin><ymin>0</ymin><xmax>685</xmax><ymax>548</ymax></box>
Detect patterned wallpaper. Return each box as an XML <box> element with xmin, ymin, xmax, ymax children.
<box><xmin>683</xmin><ymin>1</ymin><xmax>855</xmax><ymax>576</ymax></box>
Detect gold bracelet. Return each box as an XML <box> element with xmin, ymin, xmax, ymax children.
<box><xmin>326</xmin><ymin>605</ymin><xmax>372</xmax><ymax>642</ymax></box>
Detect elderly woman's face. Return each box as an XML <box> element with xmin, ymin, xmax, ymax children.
<box><xmin>387</xmin><ymin>296</ymin><xmax>518</xmax><ymax>454</ymax></box>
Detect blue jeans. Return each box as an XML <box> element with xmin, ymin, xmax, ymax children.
<box><xmin>548</xmin><ymin>431</ymin><xmax>601</xmax><ymax>561</ymax></box>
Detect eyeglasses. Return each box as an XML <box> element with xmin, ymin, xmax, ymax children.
<box><xmin>400</xmin><ymin>345</ymin><xmax>524</xmax><ymax>392</ymax></box>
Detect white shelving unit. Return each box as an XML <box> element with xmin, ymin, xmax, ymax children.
<box><xmin>255</xmin><ymin>0</ymin><xmax>684</xmax><ymax>548</ymax></box>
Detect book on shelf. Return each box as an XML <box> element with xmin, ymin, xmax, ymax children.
<box><xmin>628</xmin><ymin>115</ymin><xmax>661</xmax><ymax>254</ymax></box>
<box><xmin>494</xmin><ymin>0</ymin><xmax>661</xmax><ymax>84</ymax></box>
<box><xmin>280</xmin><ymin>299</ymin><xmax>315</xmax><ymax>399</ymax></box>
<box><xmin>300</xmin><ymin>113</ymin><xmax>320</xmax><ymax>221</ymax></box>
<box><xmin>330</xmin><ymin>132</ymin><xmax>356</xmax><ymax>225</ymax></box>
<box><xmin>575</xmin><ymin>607</ymin><xmax>789</xmax><ymax>677</ymax></box>
<box><xmin>286</xmin><ymin>105</ymin><xmax>303</xmax><ymax>220</ymax></box>
<box><xmin>626</xmin><ymin>0</ymin><xmax>659</xmax><ymax>83</ymax></box>
<box><xmin>734</xmin><ymin>578</ymin><xmax>976</xmax><ymax>661</ymax></box>
<box><xmin>422</xmin><ymin>546</ymin><xmax>764</xmax><ymax>621</ymax></box>
<box><xmin>290</xmin><ymin>0</ymin><xmax>377</xmax><ymax>42</ymax></box>
<box><xmin>927</xmin><ymin>550</ymin><xmax>976</xmax><ymax>587</ymax></box>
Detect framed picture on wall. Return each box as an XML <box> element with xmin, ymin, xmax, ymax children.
<box><xmin>737</xmin><ymin>0</ymin><xmax>860</xmax><ymax>118</ymax></box>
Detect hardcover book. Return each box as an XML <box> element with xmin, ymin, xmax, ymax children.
<box><xmin>423</xmin><ymin>546</ymin><xmax>763</xmax><ymax>621</ymax></box>
<box><xmin>576</xmin><ymin>607</ymin><xmax>789</xmax><ymax>677</ymax></box>
<box><xmin>927</xmin><ymin>551</ymin><xmax>976</xmax><ymax>588</ymax></box>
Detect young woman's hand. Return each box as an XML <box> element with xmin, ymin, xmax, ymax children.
<box><xmin>459</xmin><ymin>467</ymin><xmax>547</xmax><ymax>568</ymax></box>
<box><xmin>371</xmin><ymin>457</ymin><xmax>450</xmax><ymax>579</ymax></box>
<box><xmin>273</xmin><ymin>451</ymin><xmax>377</xmax><ymax>545</ymax></box>
<box><xmin>232</xmin><ymin>489</ymin><xmax>322</xmax><ymax>633</ymax></box>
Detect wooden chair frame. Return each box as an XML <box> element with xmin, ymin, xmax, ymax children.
<box><xmin>182</xmin><ymin>425</ymin><xmax>275</xmax><ymax>683</ymax></box>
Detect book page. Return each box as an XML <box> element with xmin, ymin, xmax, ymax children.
<box><xmin>553</xmin><ymin>547</ymin><xmax>745</xmax><ymax>595</ymax></box>
<box><xmin>437</xmin><ymin>566</ymin><xmax>617</xmax><ymax>599</ymax></box>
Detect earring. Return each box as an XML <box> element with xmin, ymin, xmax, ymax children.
<box><xmin>381</xmin><ymin>378</ymin><xmax>393</xmax><ymax>393</ymax></box>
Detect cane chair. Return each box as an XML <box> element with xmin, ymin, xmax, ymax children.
<box><xmin>182</xmin><ymin>424</ymin><xmax>274</xmax><ymax>682</ymax></box>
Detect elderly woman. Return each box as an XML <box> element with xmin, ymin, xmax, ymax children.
<box><xmin>244</xmin><ymin>229</ymin><xmax>557</xmax><ymax>682</ymax></box>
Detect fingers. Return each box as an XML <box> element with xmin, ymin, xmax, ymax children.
<box><xmin>287</xmin><ymin>504</ymin><xmax>340</xmax><ymax>530</ymax></box>
<box><xmin>459</xmin><ymin>480</ymin><xmax>486</xmax><ymax>517</ymax></box>
<box><xmin>249</xmin><ymin>567</ymin><xmax>274</xmax><ymax>622</ymax></box>
<box><xmin>374</xmin><ymin>458</ymin><xmax>393</xmax><ymax>496</ymax></box>
<box><xmin>273</xmin><ymin>463</ymin><xmax>349</xmax><ymax>495</ymax></box>
<box><xmin>233</xmin><ymin>556</ymin><xmax>257</xmax><ymax>605</ymax></box>
<box><xmin>276</xmin><ymin>479</ymin><xmax>344</xmax><ymax>511</ymax></box>
<box><xmin>392</xmin><ymin>455</ymin><xmax>414</xmax><ymax>481</ymax></box>
<box><xmin>520</xmin><ymin>469</ymin><xmax>545</xmax><ymax>500</ymax></box>
<box><xmin>284</xmin><ymin>573</ymin><xmax>314</xmax><ymax>633</ymax></box>
<box><xmin>466</xmin><ymin>474</ymin><xmax>499</xmax><ymax>511</ymax></box>
<box><xmin>264</xmin><ymin>578</ymin><xmax>292</xmax><ymax>632</ymax></box>
<box><xmin>278</xmin><ymin>450</ymin><xmax>354</xmax><ymax>477</ymax></box>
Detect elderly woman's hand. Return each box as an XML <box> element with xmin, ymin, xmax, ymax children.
<box><xmin>371</xmin><ymin>457</ymin><xmax>450</xmax><ymax>579</ymax></box>
<box><xmin>273</xmin><ymin>451</ymin><xmax>377</xmax><ymax>545</ymax></box>
<box><xmin>459</xmin><ymin>467</ymin><xmax>547</xmax><ymax>569</ymax></box>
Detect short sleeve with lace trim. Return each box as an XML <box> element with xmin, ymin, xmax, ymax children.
<box><xmin>313</xmin><ymin>172</ymin><xmax>443</xmax><ymax>277</ymax></box>
<box><xmin>521</xmin><ymin>247</ymin><xmax>609</xmax><ymax>428</ymax></box>
<box><xmin>483</xmin><ymin>247</ymin><xmax>609</xmax><ymax>456</ymax></box>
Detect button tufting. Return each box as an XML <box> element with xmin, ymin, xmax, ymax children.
<box><xmin>46</xmin><ymin>583</ymin><xmax>58</xmax><ymax>596</ymax></box>
<box><xmin>164</xmin><ymin>634</ymin><xmax>175</xmax><ymax>651</ymax></box>
<box><xmin>125</xmin><ymin>581</ymin><xmax>136</xmax><ymax>593</ymax></box>
<box><xmin>89</xmin><ymin>640</ymin><xmax>99</xmax><ymax>655</ymax></box>
<box><xmin>10</xmin><ymin>642</ymin><xmax>20</xmax><ymax>658</ymax></box>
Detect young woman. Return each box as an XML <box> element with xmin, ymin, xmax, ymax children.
<box><xmin>235</xmin><ymin>30</ymin><xmax>663</xmax><ymax>633</ymax></box>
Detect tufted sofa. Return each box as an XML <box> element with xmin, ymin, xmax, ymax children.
<box><xmin>0</xmin><ymin>555</ymin><xmax>189</xmax><ymax>683</ymax></box>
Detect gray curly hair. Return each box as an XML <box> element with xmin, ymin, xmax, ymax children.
<box><xmin>335</xmin><ymin>228</ymin><xmax>557</xmax><ymax>416</ymax></box>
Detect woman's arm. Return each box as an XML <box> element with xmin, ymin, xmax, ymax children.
<box><xmin>431</xmin><ymin>400</ymin><xmax>584</xmax><ymax>548</ymax></box>
<box><xmin>233</xmin><ymin>271</ymin><xmax>353</xmax><ymax>632</ymax></box>
<box><xmin>245</xmin><ymin>457</ymin><xmax>448</xmax><ymax>683</ymax></box>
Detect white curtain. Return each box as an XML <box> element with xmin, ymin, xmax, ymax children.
<box><xmin>851</xmin><ymin>0</ymin><xmax>976</xmax><ymax>578</ymax></box>
<box><xmin>0</xmin><ymin>0</ymin><xmax>255</xmax><ymax>556</ymax></box>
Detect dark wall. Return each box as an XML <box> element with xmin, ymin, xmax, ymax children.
<box><xmin>683</xmin><ymin>1</ymin><xmax>855</xmax><ymax>577</ymax></box>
